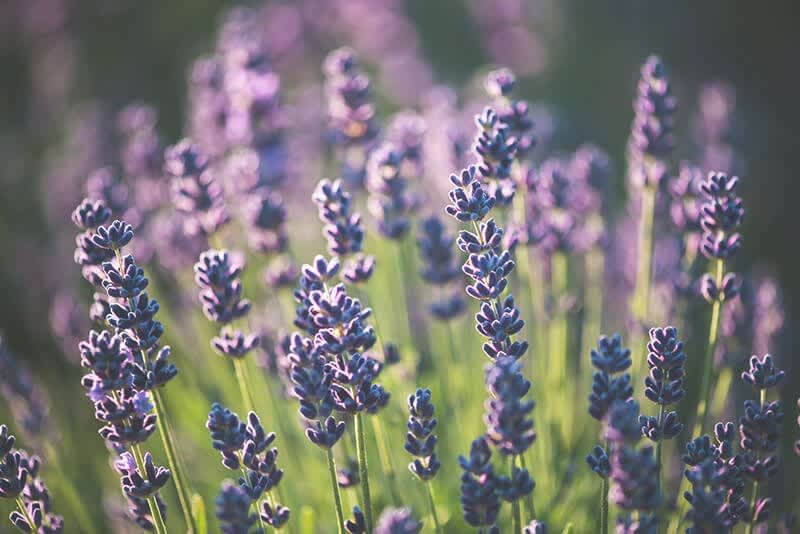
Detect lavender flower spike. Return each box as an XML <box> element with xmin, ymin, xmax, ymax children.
<box><xmin>0</xmin><ymin>426</ymin><xmax>64</xmax><ymax>532</ymax></box>
<box><xmin>404</xmin><ymin>388</ymin><xmax>440</xmax><ymax>482</ymax></box>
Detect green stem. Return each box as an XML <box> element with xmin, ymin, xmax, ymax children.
<box><xmin>370</xmin><ymin>416</ymin><xmax>400</xmax><ymax>506</ymax></box>
<box><xmin>655</xmin><ymin>404</ymin><xmax>665</xmax><ymax>534</ymax></box>
<box><xmin>511</xmin><ymin>455</ymin><xmax>521</xmax><ymax>534</ymax></box>
<box><xmin>694</xmin><ymin>258</ymin><xmax>725</xmax><ymax>436</ymax></box>
<box><xmin>600</xmin><ymin>440</ymin><xmax>609</xmax><ymax>534</ymax></box>
<box><xmin>114</xmin><ymin>248</ymin><xmax>196</xmax><ymax>533</ymax></box>
<box><xmin>634</xmin><ymin>186</ymin><xmax>656</xmax><ymax>321</ymax></box>
<box><xmin>16</xmin><ymin>496</ymin><xmax>36</xmax><ymax>532</ymax></box>
<box><xmin>425</xmin><ymin>483</ymin><xmax>443</xmax><ymax>534</ymax></box>
<box><xmin>354</xmin><ymin>413</ymin><xmax>373</xmax><ymax>531</ymax></box>
<box><xmin>388</xmin><ymin>240</ymin><xmax>413</xmax><ymax>343</ymax></box>
<box><xmin>151</xmin><ymin>387</ymin><xmax>199</xmax><ymax>533</ymax></box>
<box><xmin>233</xmin><ymin>357</ymin><xmax>256</xmax><ymax>414</ymax></box>
<box><xmin>518</xmin><ymin>453</ymin><xmax>536</xmax><ymax>519</ymax></box>
<box><xmin>326</xmin><ymin>448</ymin><xmax>346</xmax><ymax>534</ymax></box>
<box><xmin>239</xmin><ymin>460</ymin><xmax>267</xmax><ymax>533</ymax></box>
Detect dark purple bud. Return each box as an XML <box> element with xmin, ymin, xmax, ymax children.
<box><xmin>216</xmin><ymin>481</ymin><xmax>258</xmax><ymax>533</ymax></box>
<box><xmin>92</xmin><ymin>220</ymin><xmax>134</xmax><ymax>250</ymax></box>
<box><xmin>72</xmin><ymin>198</ymin><xmax>111</xmax><ymax>229</ymax></box>
<box><xmin>305</xmin><ymin>416</ymin><xmax>345</xmax><ymax>449</ymax></box>
<box><xmin>586</xmin><ymin>445</ymin><xmax>611</xmax><ymax>479</ymax></box>
<box><xmin>345</xmin><ymin>505</ymin><xmax>366</xmax><ymax>534</ymax></box>
<box><xmin>260</xmin><ymin>500</ymin><xmax>290</xmax><ymax>529</ymax></box>
<box><xmin>741</xmin><ymin>354</ymin><xmax>784</xmax><ymax>390</ymax></box>
<box><xmin>373</xmin><ymin>507</ymin><xmax>421</xmax><ymax>534</ymax></box>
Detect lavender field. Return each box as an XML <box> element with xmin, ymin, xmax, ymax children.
<box><xmin>1</xmin><ymin>1</ymin><xmax>799</xmax><ymax>532</ymax></box>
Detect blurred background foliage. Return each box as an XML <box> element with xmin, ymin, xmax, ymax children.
<box><xmin>0</xmin><ymin>0</ymin><xmax>799</xmax><ymax>531</ymax></box>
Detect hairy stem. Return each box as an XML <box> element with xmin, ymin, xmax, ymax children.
<box><xmin>600</xmin><ymin>440</ymin><xmax>609</xmax><ymax>534</ymax></box>
<box><xmin>425</xmin><ymin>483</ymin><xmax>442</xmax><ymax>534</ymax></box>
<box><xmin>370</xmin><ymin>415</ymin><xmax>400</xmax><ymax>506</ymax></box>
<box><xmin>655</xmin><ymin>404</ymin><xmax>665</xmax><ymax>534</ymax></box>
<box><xmin>326</xmin><ymin>448</ymin><xmax>346</xmax><ymax>534</ymax></box>
<box><xmin>114</xmin><ymin>248</ymin><xmax>196</xmax><ymax>533</ymax></box>
<box><xmin>151</xmin><ymin>387</ymin><xmax>199</xmax><ymax>533</ymax></box>
<box><xmin>16</xmin><ymin>496</ymin><xmax>37</xmax><ymax>533</ymax></box>
<box><xmin>694</xmin><ymin>258</ymin><xmax>725</xmax><ymax>435</ymax></box>
<box><xmin>634</xmin><ymin>186</ymin><xmax>656</xmax><ymax>322</ymax></box>
<box><xmin>233</xmin><ymin>357</ymin><xmax>256</xmax><ymax>414</ymax></box>
<box><xmin>511</xmin><ymin>455</ymin><xmax>521</xmax><ymax>534</ymax></box>
<box><xmin>519</xmin><ymin>452</ymin><xmax>536</xmax><ymax>519</ymax></box>
<box><xmin>354</xmin><ymin>412</ymin><xmax>373</xmax><ymax>531</ymax></box>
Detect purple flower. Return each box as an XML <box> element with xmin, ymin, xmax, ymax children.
<box><xmin>741</xmin><ymin>354</ymin><xmax>785</xmax><ymax>390</ymax></box>
<box><xmin>459</xmin><ymin>437</ymin><xmax>501</xmax><ymax>528</ymax></box>
<box><xmin>698</xmin><ymin>172</ymin><xmax>743</xmax><ymax>266</ymax></box>
<box><xmin>373</xmin><ymin>507</ymin><xmax>421</xmax><ymax>534</ymax></box>
<box><xmin>194</xmin><ymin>250</ymin><xmax>252</xmax><ymax>325</ymax></box>
<box><xmin>628</xmin><ymin>55</ymin><xmax>677</xmax><ymax>189</ymax></box>
<box><xmin>71</xmin><ymin>198</ymin><xmax>111</xmax><ymax>230</ymax></box>
<box><xmin>641</xmin><ymin>327</ymin><xmax>685</xmax><ymax>441</ymax></box>
<box><xmin>92</xmin><ymin>220</ymin><xmax>135</xmax><ymax>250</ymax></box>
<box><xmin>404</xmin><ymin>388</ymin><xmax>440</xmax><ymax>482</ymax></box>
<box><xmin>366</xmin><ymin>142</ymin><xmax>412</xmax><ymax>240</ymax></box>
<box><xmin>472</xmin><ymin>108</ymin><xmax>518</xmax><ymax>205</ymax></box>
<box><xmin>116</xmin><ymin>452</ymin><xmax>170</xmax><ymax>499</ymax></box>
<box><xmin>446</xmin><ymin>166</ymin><xmax>496</xmax><ymax>223</ymax></box>
<box><xmin>166</xmin><ymin>139</ymin><xmax>230</xmax><ymax>237</ymax></box>
<box><xmin>484</xmin><ymin>357</ymin><xmax>536</xmax><ymax>456</ymax></box>
<box><xmin>216</xmin><ymin>481</ymin><xmax>259</xmax><ymax>534</ymax></box>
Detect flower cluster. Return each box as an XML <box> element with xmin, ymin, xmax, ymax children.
<box><xmin>72</xmin><ymin>199</ymin><xmax>176</xmax><ymax>529</ymax></box>
<box><xmin>586</xmin><ymin>334</ymin><xmax>633</xmax><ymax>480</ymax></box>
<box><xmin>194</xmin><ymin>249</ymin><xmax>260</xmax><ymax>359</ymax></box>
<box><xmin>640</xmin><ymin>326</ymin><xmax>686</xmax><ymax>442</ymax></box>
<box><xmin>484</xmin><ymin>357</ymin><xmax>536</xmax><ymax>507</ymax></box>
<box><xmin>404</xmin><ymin>388</ymin><xmax>440</xmax><ymax>482</ymax></box>
<box><xmin>215</xmin><ymin>481</ymin><xmax>260</xmax><ymax>534</ymax></box>
<box><xmin>0</xmin><ymin>335</ymin><xmax>51</xmax><ymax>441</ymax></box>
<box><xmin>458</xmin><ymin>437</ymin><xmax>501</xmax><ymax>529</ymax></box>
<box><xmin>416</xmin><ymin>215</ymin><xmax>465</xmax><ymax>320</ymax></box>
<box><xmin>485</xmin><ymin>68</ymin><xmax>535</xmax><ymax>160</ymax></box>
<box><xmin>738</xmin><ymin>355</ymin><xmax>784</xmax><ymax>526</ymax></box>
<box><xmin>628</xmin><ymin>55</ymin><xmax>676</xmax><ymax>188</ymax></box>
<box><xmin>206</xmin><ymin>404</ymin><xmax>290</xmax><ymax>528</ymax></box>
<box><xmin>0</xmin><ymin>425</ymin><xmax>64</xmax><ymax>532</ymax></box>
<box><xmin>698</xmin><ymin>172</ymin><xmax>743</xmax><ymax>303</ymax></box>
<box><xmin>366</xmin><ymin>142</ymin><xmax>413</xmax><ymax>240</ymax></box>
<box><xmin>165</xmin><ymin>139</ymin><xmax>230</xmax><ymax>238</ymax></box>
<box><xmin>681</xmin><ymin>438</ymin><xmax>739</xmax><ymax>532</ymax></box>
<box><xmin>373</xmin><ymin>507</ymin><xmax>422</xmax><ymax>534</ymax></box>
<box><xmin>324</xmin><ymin>47</ymin><xmax>378</xmax><ymax>186</ymax></box>
<box><xmin>680</xmin><ymin>355</ymin><xmax>786</xmax><ymax>531</ymax></box>
<box><xmin>588</xmin><ymin>334</ymin><xmax>633</xmax><ymax>422</ymax></box>
<box><xmin>604</xmin><ymin>400</ymin><xmax>660</xmax><ymax>530</ymax></box>
<box><xmin>525</xmin><ymin>156</ymin><xmax>603</xmax><ymax>254</ymax></box>
<box><xmin>472</xmin><ymin>108</ymin><xmax>518</xmax><ymax>205</ymax></box>
<box><xmin>288</xmin><ymin>254</ymin><xmax>386</xmax><ymax>448</ymax></box>
<box><xmin>312</xmin><ymin>178</ymin><xmax>375</xmax><ymax>284</ymax></box>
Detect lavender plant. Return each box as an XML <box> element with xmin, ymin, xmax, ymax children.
<box><xmin>72</xmin><ymin>200</ymin><xmax>197</xmax><ymax>532</ymax></box>
<box><xmin>206</xmin><ymin>403</ymin><xmax>289</xmax><ymax>530</ymax></box>
<box><xmin>0</xmin><ymin>425</ymin><xmax>64</xmax><ymax>532</ymax></box>
<box><xmin>6</xmin><ymin>8</ymin><xmax>800</xmax><ymax>532</ymax></box>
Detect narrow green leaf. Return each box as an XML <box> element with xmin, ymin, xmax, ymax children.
<box><xmin>191</xmin><ymin>493</ymin><xmax>207</xmax><ymax>534</ymax></box>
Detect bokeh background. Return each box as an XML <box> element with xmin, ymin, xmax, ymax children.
<box><xmin>1</xmin><ymin>0</ymin><xmax>799</xmax><ymax>530</ymax></box>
